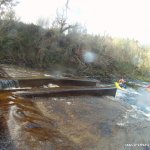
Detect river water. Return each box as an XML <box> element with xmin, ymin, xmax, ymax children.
<box><xmin>0</xmin><ymin>65</ymin><xmax>150</xmax><ymax>150</ymax></box>
<box><xmin>115</xmin><ymin>83</ymin><xmax>150</xmax><ymax>122</ymax></box>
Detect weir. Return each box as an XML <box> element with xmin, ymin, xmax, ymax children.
<box><xmin>15</xmin><ymin>87</ymin><xmax>117</xmax><ymax>98</ymax></box>
<box><xmin>0</xmin><ymin>77</ymin><xmax>117</xmax><ymax>97</ymax></box>
<box><xmin>17</xmin><ymin>77</ymin><xmax>97</xmax><ymax>87</ymax></box>
<box><xmin>0</xmin><ymin>71</ymin><xmax>118</xmax><ymax>150</ymax></box>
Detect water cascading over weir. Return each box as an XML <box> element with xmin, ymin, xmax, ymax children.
<box><xmin>0</xmin><ymin>67</ymin><xmax>19</xmax><ymax>89</ymax></box>
<box><xmin>0</xmin><ymin>79</ymin><xmax>19</xmax><ymax>89</ymax></box>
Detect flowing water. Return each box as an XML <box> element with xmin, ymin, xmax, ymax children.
<box><xmin>0</xmin><ymin>80</ymin><xmax>19</xmax><ymax>89</ymax></box>
<box><xmin>115</xmin><ymin>83</ymin><xmax>150</xmax><ymax>122</ymax></box>
<box><xmin>0</xmin><ymin>65</ymin><xmax>150</xmax><ymax>150</ymax></box>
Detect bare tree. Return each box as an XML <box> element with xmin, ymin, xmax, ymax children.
<box><xmin>52</xmin><ymin>0</ymin><xmax>76</xmax><ymax>34</ymax></box>
<box><xmin>0</xmin><ymin>0</ymin><xmax>17</xmax><ymax>19</ymax></box>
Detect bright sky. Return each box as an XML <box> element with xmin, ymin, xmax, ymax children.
<box><xmin>14</xmin><ymin>0</ymin><xmax>150</xmax><ymax>45</ymax></box>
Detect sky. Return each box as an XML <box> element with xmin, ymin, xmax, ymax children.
<box><xmin>14</xmin><ymin>0</ymin><xmax>150</xmax><ymax>45</ymax></box>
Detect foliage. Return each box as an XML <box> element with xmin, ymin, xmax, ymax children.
<box><xmin>0</xmin><ymin>19</ymin><xmax>150</xmax><ymax>82</ymax></box>
<box><xmin>0</xmin><ymin>0</ymin><xmax>17</xmax><ymax>20</ymax></box>
<box><xmin>0</xmin><ymin>0</ymin><xmax>150</xmax><ymax>81</ymax></box>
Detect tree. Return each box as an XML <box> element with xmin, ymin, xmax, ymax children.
<box><xmin>0</xmin><ymin>0</ymin><xmax>18</xmax><ymax>36</ymax></box>
<box><xmin>52</xmin><ymin>0</ymin><xmax>76</xmax><ymax>34</ymax></box>
<box><xmin>0</xmin><ymin>0</ymin><xmax>17</xmax><ymax>20</ymax></box>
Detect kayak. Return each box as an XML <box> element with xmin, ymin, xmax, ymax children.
<box><xmin>115</xmin><ymin>82</ymin><xmax>126</xmax><ymax>91</ymax></box>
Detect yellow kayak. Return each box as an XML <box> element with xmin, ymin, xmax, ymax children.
<box><xmin>115</xmin><ymin>82</ymin><xmax>126</xmax><ymax>91</ymax></box>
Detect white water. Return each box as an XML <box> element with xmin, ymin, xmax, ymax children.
<box><xmin>115</xmin><ymin>82</ymin><xmax>150</xmax><ymax>122</ymax></box>
<box><xmin>0</xmin><ymin>80</ymin><xmax>19</xmax><ymax>89</ymax></box>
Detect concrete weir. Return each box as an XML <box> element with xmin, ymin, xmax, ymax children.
<box><xmin>18</xmin><ymin>77</ymin><xmax>97</xmax><ymax>87</ymax></box>
<box><xmin>0</xmin><ymin>77</ymin><xmax>117</xmax><ymax>97</ymax></box>
<box><xmin>15</xmin><ymin>87</ymin><xmax>117</xmax><ymax>98</ymax></box>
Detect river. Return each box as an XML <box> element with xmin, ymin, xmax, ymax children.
<box><xmin>0</xmin><ymin>64</ymin><xmax>150</xmax><ymax>150</ymax></box>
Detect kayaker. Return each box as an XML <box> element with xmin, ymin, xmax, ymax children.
<box><xmin>118</xmin><ymin>78</ymin><xmax>126</xmax><ymax>88</ymax></box>
<box><xmin>147</xmin><ymin>85</ymin><xmax>150</xmax><ymax>91</ymax></box>
<box><xmin>147</xmin><ymin>85</ymin><xmax>150</xmax><ymax>88</ymax></box>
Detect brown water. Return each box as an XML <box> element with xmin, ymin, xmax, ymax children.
<box><xmin>0</xmin><ymin>65</ymin><xmax>150</xmax><ymax>150</ymax></box>
<box><xmin>1</xmin><ymin>93</ymin><xmax>150</xmax><ymax>150</ymax></box>
<box><xmin>0</xmin><ymin>92</ymin><xmax>119</xmax><ymax>150</ymax></box>
<box><xmin>1</xmin><ymin>92</ymin><xmax>81</xmax><ymax>149</ymax></box>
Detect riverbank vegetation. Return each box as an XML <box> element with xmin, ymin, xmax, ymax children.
<box><xmin>0</xmin><ymin>0</ymin><xmax>150</xmax><ymax>82</ymax></box>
